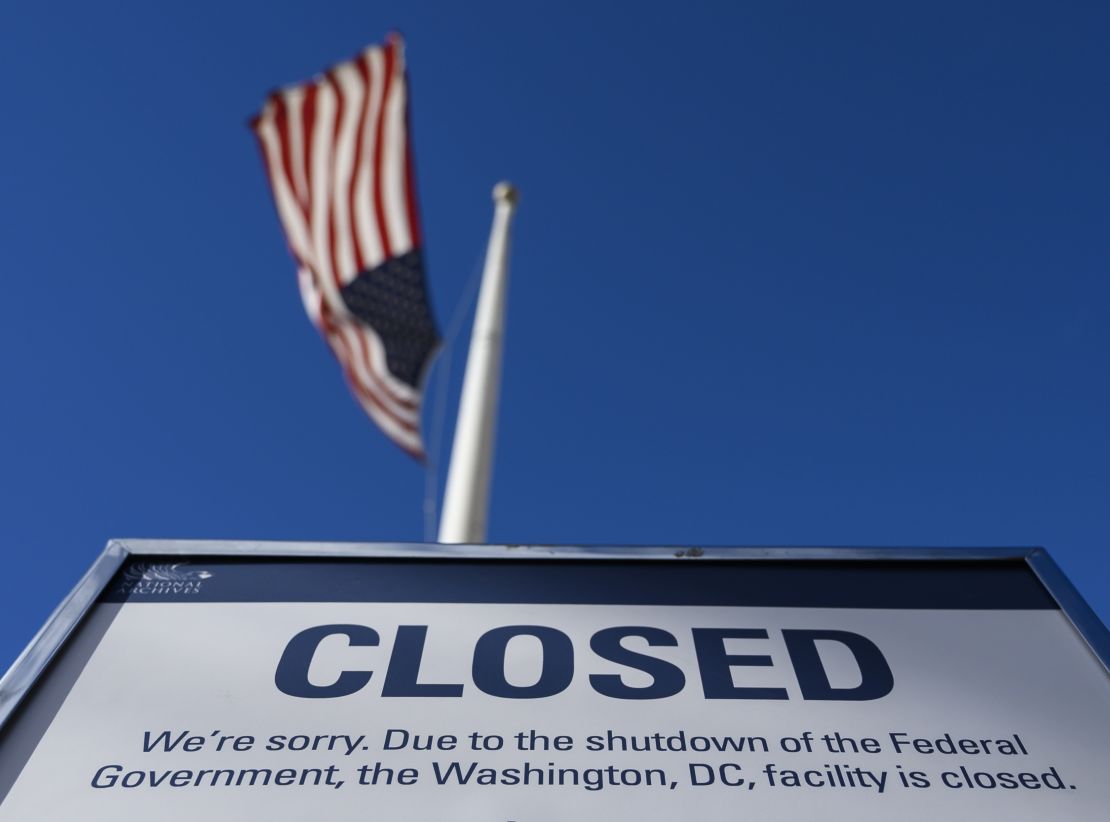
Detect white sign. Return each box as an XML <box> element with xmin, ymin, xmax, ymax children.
<box><xmin>1</xmin><ymin>547</ymin><xmax>1108</xmax><ymax>821</ymax></box>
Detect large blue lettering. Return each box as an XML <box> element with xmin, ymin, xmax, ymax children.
<box><xmin>273</xmin><ymin>623</ymin><xmax>894</xmax><ymax>702</ymax></box>
<box><xmin>782</xmin><ymin>629</ymin><xmax>894</xmax><ymax>700</ymax></box>
<box><xmin>472</xmin><ymin>625</ymin><xmax>574</xmax><ymax>698</ymax></box>
<box><xmin>589</xmin><ymin>626</ymin><xmax>685</xmax><ymax>699</ymax></box>
<box><xmin>275</xmin><ymin>624</ymin><xmax>379</xmax><ymax>698</ymax></box>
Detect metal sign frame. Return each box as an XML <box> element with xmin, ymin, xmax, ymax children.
<box><xmin>2</xmin><ymin>539</ymin><xmax>1108</xmax><ymax>739</ymax></box>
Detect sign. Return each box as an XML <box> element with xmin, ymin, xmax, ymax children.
<box><xmin>1</xmin><ymin>541</ymin><xmax>1108</xmax><ymax>820</ymax></box>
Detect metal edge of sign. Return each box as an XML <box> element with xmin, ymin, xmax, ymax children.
<box><xmin>1</xmin><ymin>540</ymin><xmax>1106</xmax><ymax>739</ymax></box>
<box><xmin>0</xmin><ymin>540</ymin><xmax>129</xmax><ymax>736</ymax></box>
<box><xmin>93</xmin><ymin>539</ymin><xmax>1039</xmax><ymax>561</ymax></box>
<box><xmin>1024</xmin><ymin>548</ymin><xmax>1110</xmax><ymax>675</ymax></box>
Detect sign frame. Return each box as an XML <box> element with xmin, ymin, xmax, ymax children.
<box><xmin>2</xmin><ymin>539</ymin><xmax>1108</xmax><ymax>740</ymax></box>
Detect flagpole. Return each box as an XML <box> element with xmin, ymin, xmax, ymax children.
<box><xmin>437</xmin><ymin>182</ymin><xmax>520</xmax><ymax>544</ymax></box>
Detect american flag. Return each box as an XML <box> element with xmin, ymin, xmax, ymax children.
<box><xmin>252</xmin><ymin>34</ymin><xmax>439</xmax><ymax>459</ymax></box>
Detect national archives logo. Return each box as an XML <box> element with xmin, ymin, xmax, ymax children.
<box><xmin>117</xmin><ymin>562</ymin><xmax>213</xmax><ymax>596</ymax></box>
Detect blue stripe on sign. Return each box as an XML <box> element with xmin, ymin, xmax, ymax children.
<box><xmin>99</xmin><ymin>558</ymin><xmax>1059</xmax><ymax>609</ymax></box>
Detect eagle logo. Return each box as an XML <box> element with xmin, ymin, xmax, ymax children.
<box><xmin>117</xmin><ymin>562</ymin><xmax>214</xmax><ymax>595</ymax></box>
<box><xmin>121</xmin><ymin>563</ymin><xmax>213</xmax><ymax>584</ymax></box>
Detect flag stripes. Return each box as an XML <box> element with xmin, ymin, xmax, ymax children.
<box><xmin>253</xmin><ymin>34</ymin><xmax>437</xmax><ymax>459</ymax></box>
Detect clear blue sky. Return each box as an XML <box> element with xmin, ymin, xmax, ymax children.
<box><xmin>1</xmin><ymin>1</ymin><xmax>1107</xmax><ymax>671</ymax></box>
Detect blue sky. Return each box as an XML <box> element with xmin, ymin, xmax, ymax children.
<box><xmin>1</xmin><ymin>1</ymin><xmax>1107</xmax><ymax>671</ymax></box>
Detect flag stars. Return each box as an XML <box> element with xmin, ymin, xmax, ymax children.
<box><xmin>341</xmin><ymin>249</ymin><xmax>439</xmax><ymax>387</ymax></box>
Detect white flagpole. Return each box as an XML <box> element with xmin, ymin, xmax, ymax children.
<box><xmin>437</xmin><ymin>182</ymin><xmax>520</xmax><ymax>544</ymax></box>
